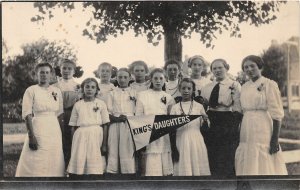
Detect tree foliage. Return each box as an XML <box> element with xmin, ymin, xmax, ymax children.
<box><xmin>2</xmin><ymin>38</ymin><xmax>78</xmax><ymax>103</ymax></box>
<box><xmin>32</xmin><ymin>2</ymin><xmax>283</xmax><ymax>61</ymax></box>
<box><xmin>261</xmin><ymin>44</ymin><xmax>286</xmax><ymax>92</ymax></box>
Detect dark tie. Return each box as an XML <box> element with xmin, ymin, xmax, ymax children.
<box><xmin>209</xmin><ymin>83</ymin><xmax>220</xmax><ymax>108</ymax></box>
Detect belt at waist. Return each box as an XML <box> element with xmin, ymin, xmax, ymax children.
<box><xmin>64</xmin><ymin>106</ymin><xmax>74</xmax><ymax>111</ymax></box>
<box><xmin>244</xmin><ymin>108</ymin><xmax>267</xmax><ymax>112</ymax></box>
<box><xmin>34</xmin><ymin>112</ymin><xmax>56</xmax><ymax>117</ymax></box>
<box><xmin>208</xmin><ymin>106</ymin><xmax>232</xmax><ymax>112</ymax></box>
<box><xmin>112</xmin><ymin>112</ymin><xmax>135</xmax><ymax>117</ymax></box>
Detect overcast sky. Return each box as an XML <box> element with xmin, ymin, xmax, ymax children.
<box><xmin>2</xmin><ymin>2</ymin><xmax>300</xmax><ymax>82</ymax></box>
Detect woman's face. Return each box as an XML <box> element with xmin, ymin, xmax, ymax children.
<box><xmin>211</xmin><ymin>61</ymin><xmax>227</xmax><ymax>81</ymax></box>
<box><xmin>243</xmin><ymin>60</ymin><xmax>262</xmax><ymax>80</ymax></box>
<box><xmin>117</xmin><ymin>70</ymin><xmax>130</xmax><ymax>88</ymax></box>
<box><xmin>166</xmin><ymin>64</ymin><xmax>179</xmax><ymax>81</ymax></box>
<box><xmin>98</xmin><ymin>65</ymin><xmax>111</xmax><ymax>82</ymax></box>
<box><xmin>83</xmin><ymin>81</ymin><xmax>98</xmax><ymax>98</ymax></box>
<box><xmin>37</xmin><ymin>66</ymin><xmax>52</xmax><ymax>85</ymax></box>
<box><xmin>133</xmin><ymin>65</ymin><xmax>146</xmax><ymax>82</ymax></box>
<box><xmin>61</xmin><ymin>62</ymin><xmax>75</xmax><ymax>80</ymax></box>
<box><xmin>191</xmin><ymin>58</ymin><xmax>204</xmax><ymax>76</ymax></box>
<box><xmin>179</xmin><ymin>81</ymin><xmax>193</xmax><ymax>101</ymax></box>
<box><xmin>152</xmin><ymin>72</ymin><xmax>165</xmax><ymax>91</ymax></box>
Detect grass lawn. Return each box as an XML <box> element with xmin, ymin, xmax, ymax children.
<box><xmin>3</xmin><ymin>123</ymin><xmax>27</xmax><ymax>135</ymax></box>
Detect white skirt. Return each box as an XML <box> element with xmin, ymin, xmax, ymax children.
<box><xmin>174</xmin><ymin>126</ymin><xmax>210</xmax><ymax>176</ymax></box>
<box><xmin>15</xmin><ymin>114</ymin><xmax>65</xmax><ymax>177</ymax></box>
<box><xmin>67</xmin><ymin>125</ymin><xmax>106</xmax><ymax>175</ymax></box>
<box><xmin>235</xmin><ymin>111</ymin><xmax>288</xmax><ymax>175</ymax></box>
<box><xmin>106</xmin><ymin>122</ymin><xmax>135</xmax><ymax>174</ymax></box>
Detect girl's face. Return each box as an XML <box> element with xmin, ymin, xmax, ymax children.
<box><xmin>243</xmin><ymin>60</ymin><xmax>262</xmax><ymax>80</ymax></box>
<box><xmin>133</xmin><ymin>65</ymin><xmax>146</xmax><ymax>82</ymax></box>
<box><xmin>83</xmin><ymin>81</ymin><xmax>98</xmax><ymax>99</ymax></box>
<box><xmin>61</xmin><ymin>62</ymin><xmax>75</xmax><ymax>80</ymax></box>
<box><xmin>37</xmin><ymin>66</ymin><xmax>52</xmax><ymax>85</ymax></box>
<box><xmin>98</xmin><ymin>65</ymin><xmax>112</xmax><ymax>82</ymax></box>
<box><xmin>166</xmin><ymin>64</ymin><xmax>179</xmax><ymax>81</ymax></box>
<box><xmin>117</xmin><ymin>70</ymin><xmax>130</xmax><ymax>88</ymax></box>
<box><xmin>211</xmin><ymin>61</ymin><xmax>227</xmax><ymax>81</ymax></box>
<box><xmin>191</xmin><ymin>58</ymin><xmax>204</xmax><ymax>76</ymax></box>
<box><xmin>179</xmin><ymin>81</ymin><xmax>193</xmax><ymax>101</ymax></box>
<box><xmin>152</xmin><ymin>72</ymin><xmax>165</xmax><ymax>91</ymax></box>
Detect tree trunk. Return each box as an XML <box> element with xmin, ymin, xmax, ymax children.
<box><xmin>164</xmin><ymin>28</ymin><xmax>182</xmax><ymax>63</ymax></box>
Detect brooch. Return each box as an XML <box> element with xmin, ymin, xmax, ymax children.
<box><xmin>161</xmin><ymin>96</ymin><xmax>167</xmax><ymax>105</ymax></box>
<box><xmin>52</xmin><ymin>92</ymin><xmax>57</xmax><ymax>101</ymax></box>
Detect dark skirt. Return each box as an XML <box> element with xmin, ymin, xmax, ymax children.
<box><xmin>62</xmin><ymin>107</ymin><xmax>73</xmax><ymax>167</ymax></box>
<box><xmin>206</xmin><ymin>110</ymin><xmax>240</xmax><ymax>177</ymax></box>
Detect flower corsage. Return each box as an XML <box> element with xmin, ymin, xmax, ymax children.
<box><xmin>129</xmin><ymin>96</ymin><xmax>136</xmax><ymax>102</ymax></box>
<box><xmin>257</xmin><ymin>83</ymin><xmax>265</xmax><ymax>92</ymax></box>
<box><xmin>229</xmin><ymin>84</ymin><xmax>235</xmax><ymax>95</ymax></box>
<box><xmin>93</xmin><ymin>103</ymin><xmax>99</xmax><ymax>112</ymax></box>
<box><xmin>161</xmin><ymin>96</ymin><xmax>167</xmax><ymax>105</ymax></box>
<box><xmin>52</xmin><ymin>92</ymin><xmax>57</xmax><ymax>101</ymax></box>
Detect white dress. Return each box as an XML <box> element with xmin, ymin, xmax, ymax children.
<box><xmin>67</xmin><ymin>99</ymin><xmax>110</xmax><ymax>175</ymax></box>
<box><xmin>135</xmin><ymin>89</ymin><xmax>175</xmax><ymax>176</ymax></box>
<box><xmin>16</xmin><ymin>85</ymin><xmax>65</xmax><ymax>177</ymax></box>
<box><xmin>235</xmin><ymin>76</ymin><xmax>288</xmax><ymax>175</ymax></box>
<box><xmin>106</xmin><ymin>87</ymin><xmax>137</xmax><ymax>174</ymax></box>
<box><xmin>171</xmin><ymin>101</ymin><xmax>211</xmax><ymax>176</ymax></box>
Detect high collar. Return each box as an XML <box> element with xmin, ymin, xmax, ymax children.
<box><xmin>249</xmin><ymin>76</ymin><xmax>265</xmax><ymax>85</ymax></box>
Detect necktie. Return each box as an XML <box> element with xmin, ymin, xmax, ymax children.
<box><xmin>209</xmin><ymin>83</ymin><xmax>220</xmax><ymax>108</ymax></box>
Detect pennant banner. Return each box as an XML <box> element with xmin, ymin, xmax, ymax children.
<box><xmin>126</xmin><ymin>115</ymin><xmax>202</xmax><ymax>151</ymax></box>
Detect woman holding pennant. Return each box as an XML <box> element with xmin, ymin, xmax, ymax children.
<box><xmin>170</xmin><ymin>78</ymin><xmax>210</xmax><ymax>176</ymax></box>
<box><xmin>135</xmin><ymin>68</ymin><xmax>175</xmax><ymax>176</ymax></box>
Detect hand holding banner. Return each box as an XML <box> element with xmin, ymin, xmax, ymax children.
<box><xmin>127</xmin><ymin>115</ymin><xmax>202</xmax><ymax>151</ymax></box>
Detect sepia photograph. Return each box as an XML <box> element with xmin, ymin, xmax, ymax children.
<box><xmin>1</xmin><ymin>1</ymin><xmax>300</xmax><ymax>189</ymax></box>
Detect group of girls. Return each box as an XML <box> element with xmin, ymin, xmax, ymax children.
<box><xmin>16</xmin><ymin>55</ymin><xmax>288</xmax><ymax>178</ymax></box>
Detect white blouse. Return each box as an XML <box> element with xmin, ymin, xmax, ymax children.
<box><xmin>106</xmin><ymin>87</ymin><xmax>137</xmax><ymax>117</ymax></box>
<box><xmin>135</xmin><ymin>89</ymin><xmax>175</xmax><ymax>116</ymax></box>
<box><xmin>69</xmin><ymin>99</ymin><xmax>110</xmax><ymax>127</ymax></box>
<box><xmin>130</xmin><ymin>81</ymin><xmax>150</xmax><ymax>93</ymax></box>
<box><xmin>201</xmin><ymin>77</ymin><xmax>242</xmax><ymax>112</ymax></box>
<box><xmin>22</xmin><ymin>85</ymin><xmax>63</xmax><ymax>119</ymax></box>
<box><xmin>165</xmin><ymin>79</ymin><xmax>181</xmax><ymax>98</ymax></box>
<box><xmin>52</xmin><ymin>78</ymin><xmax>80</xmax><ymax>109</ymax></box>
<box><xmin>241</xmin><ymin>76</ymin><xmax>284</xmax><ymax>121</ymax></box>
<box><xmin>97</xmin><ymin>83</ymin><xmax>116</xmax><ymax>101</ymax></box>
